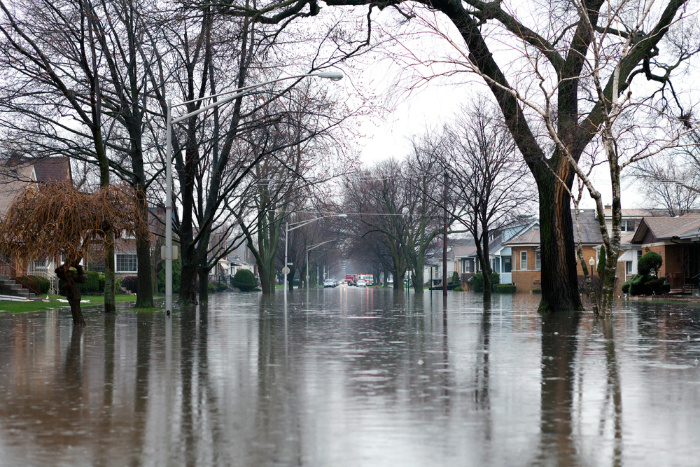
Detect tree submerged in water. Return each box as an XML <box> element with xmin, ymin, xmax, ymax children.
<box><xmin>0</xmin><ymin>182</ymin><xmax>144</xmax><ymax>325</ymax></box>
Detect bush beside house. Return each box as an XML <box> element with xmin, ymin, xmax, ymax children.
<box><xmin>231</xmin><ymin>269</ymin><xmax>257</xmax><ymax>292</ymax></box>
<box><xmin>16</xmin><ymin>275</ymin><xmax>50</xmax><ymax>294</ymax></box>
<box><xmin>470</xmin><ymin>272</ymin><xmax>500</xmax><ymax>293</ymax></box>
<box><xmin>622</xmin><ymin>251</ymin><xmax>670</xmax><ymax>296</ymax></box>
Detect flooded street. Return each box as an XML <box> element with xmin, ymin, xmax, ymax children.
<box><xmin>1</xmin><ymin>288</ymin><xmax>700</xmax><ymax>465</ymax></box>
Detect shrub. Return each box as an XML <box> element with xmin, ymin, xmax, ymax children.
<box><xmin>231</xmin><ymin>269</ymin><xmax>257</xmax><ymax>292</ymax></box>
<box><xmin>453</xmin><ymin>286</ymin><xmax>463</xmax><ymax>292</ymax></box>
<box><xmin>469</xmin><ymin>272</ymin><xmax>500</xmax><ymax>293</ymax></box>
<box><xmin>16</xmin><ymin>275</ymin><xmax>49</xmax><ymax>294</ymax></box>
<box><xmin>637</xmin><ymin>251</ymin><xmax>662</xmax><ymax>276</ymax></box>
<box><xmin>121</xmin><ymin>275</ymin><xmax>138</xmax><ymax>294</ymax></box>
<box><xmin>448</xmin><ymin>271</ymin><xmax>460</xmax><ymax>288</ymax></box>
<box><xmin>628</xmin><ymin>273</ymin><xmax>670</xmax><ymax>296</ymax></box>
<box><xmin>157</xmin><ymin>257</ymin><xmax>181</xmax><ymax>293</ymax></box>
<box><xmin>621</xmin><ymin>279</ymin><xmax>632</xmax><ymax>294</ymax></box>
<box><xmin>98</xmin><ymin>273</ymin><xmax>105</xmax><ymax>293</ymax></box>
<box><xmin>494</xmin><ymin>284</ymin><xmax>516</xmax><ymax>293</ymax></box>
<box><xmin>86</xmin><ymin>270</ymin><xmax>100</xmax><ymax>292</ymax></box>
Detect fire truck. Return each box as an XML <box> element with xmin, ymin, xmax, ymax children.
<box><xmin>345</xmin><ymin>274</ymin><xmax>374</xmax><ymax>286</ymax></box>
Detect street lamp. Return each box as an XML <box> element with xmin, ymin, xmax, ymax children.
<box><xmin>283</xmin><ymin>213</ymin><xmax>347</xmax><ymax>291</ymax></box>
<box><xmin>306</xmin><ymin>240</ymin><xmax>334</xmax><ymax>288</ymax></box>
<box><xmin>164</xmin><ymin>71</ymin><xmax>344</xmax><ymax>314</ymax></box>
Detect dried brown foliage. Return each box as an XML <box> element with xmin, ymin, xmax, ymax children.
<box><xmin>0</xmin><ymin>181</ymin><xmax>144</xmax><ymax>265</ymax></box>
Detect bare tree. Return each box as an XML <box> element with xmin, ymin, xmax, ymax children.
<box><xmin>228</xmin><ymin>0</ymin><xmax>698</xmax><ymax>313</ymax></box>
<box><xmin>631</xmin><ymin>145</ymin><xmax>700</xmax><ymax>215</ymax></box>
<box><xmin>440</xmin><ymin>98</ymin><xmax>535</xmax><ymax>298</ymax></box>
<box><xmin>0</xmin><ymin>0</ymin><xmax>126</xmax><ymax>312</ymax></box>
<box><xmin>343</xmin><ymin>162</ymin><xmax>411</xmax><ymax>290</ymax></box>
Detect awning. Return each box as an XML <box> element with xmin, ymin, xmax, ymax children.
<box><xmin>617</xmin><ymin>249</ymin><xmax>637</xmax><ymax>262</ymax></box>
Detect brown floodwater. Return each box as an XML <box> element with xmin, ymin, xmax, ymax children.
<box><xmin>0</xmin><ymin>288</ymin><xmax>699</xmax><ymax>465</ymax></box>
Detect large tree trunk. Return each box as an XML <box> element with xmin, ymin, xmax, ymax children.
<box><xmin>481</xmin><ymin>237</ymin><xmax>492</xmax><ymax>301</ymax></box>
<box><xmin>133</xmin><ymin>171</ymin><xmax>153</xmax><ymax>308</ymax></box>
<box><xmin>413</xmin><ymin>257</ymin><xmax>425</xmax><ymax>294</ymax></box>
<box><xmin>104</xmin><ymin>239</ymin><xmax>116</xmax><ymax>314</ymax></box>
<box><xmin>179</xmin><ymin>242</ymin><xmax>198</xmax><ymax>304</ymax></box>
<box><xmin>537</xmin><ymin>172</ymin><xmax>583</xmax><ymax>313</ymax></box>
<box><xmin>198</xmin><ymin>266</ymin><xmax>209</xmax><ymax>303</ymax></box>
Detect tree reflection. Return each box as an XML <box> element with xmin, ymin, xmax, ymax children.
<box><xmin>600</xmin><ymin>316</ymin><xmax>623</xmax><ymax>464</ymax></box>
<box><xmin>536</xmin><ymin>312</ymin><xmax>581</xmax><ymax>465</ymax></box>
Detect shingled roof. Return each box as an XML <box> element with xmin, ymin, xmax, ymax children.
<box><xmin>632</xmin><ymin>215</ymin><xmax>700</xmax><ymax>243</ymax></box>
<box><xmin>0</xmin><ymin>165</ymin><xmax>36</xmax><ymax>215</ymax></box>
<box><xmin>32</xmin><ymin>157</ymin><xmax>71</xmax><ymax>183</ymax></box>
<box><xmin>505</xmin><ymin>210</ymin><xmax>604</xmax><ymax>246</ymax></box>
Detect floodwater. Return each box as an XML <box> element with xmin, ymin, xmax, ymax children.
<box><xmin>1</xmin><ymin>289</ymin><xmax>699</xmax><ymax>466</ymax></box>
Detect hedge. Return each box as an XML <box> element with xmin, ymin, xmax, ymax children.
<box><xmin>208</xmin><ymin>282</ymin><xmax>229</xmax><ymax>293</ymax></box>
<box><xmin>16</xmin><ymin>275</ymin><xmax>50</xmax><ymax>294</ymax></box>
<box><xmin>494</xmin><ymin>284</ymin><xmax>516</xmax><ymax>293</ymax></box>
<box><xmin>470</xmin><ymin>272</ymin><xmax>500</xmax><ymax>293</ymax></box>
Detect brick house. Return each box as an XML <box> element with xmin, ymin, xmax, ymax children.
<box><xmin>505</xmin><ymin>210</ymin><xmax>603</xmax><ymax>293</ymax></box>
<box><xmin>628</xmin><ymin>214</ymin><xmax>700</xmax><ymax>292</ymax></box>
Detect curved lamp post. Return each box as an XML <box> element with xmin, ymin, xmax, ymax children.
<box><xmin>306</xmin><ymin>240</ymin><xmax>334</xmax><ymax>288</ymax></box>
<box><xmin>164</xmin><ymin>71</ymin><xmax>344</xmax><ymax>314</ymax></box>
<box><xmin>283</xmin><ymin>213</ymin><xmax>347</xmax><ymax>291</ymax></box>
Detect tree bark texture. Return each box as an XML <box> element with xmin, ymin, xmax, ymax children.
<box><xmin>56</xmin><ymin>263</ymin><xmax>87</xmax><ymax>326</ymax></box>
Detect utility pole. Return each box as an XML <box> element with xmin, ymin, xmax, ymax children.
<box><xmin>443</xmin><ymin>171</ymin><xmax>448</xmax><ymax>297</ymax></box>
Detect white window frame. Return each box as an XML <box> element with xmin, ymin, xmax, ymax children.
<box><xmin>116</xmin><ymin>254</ymin><xmax>138</xmax><ymax>273</ymax></box>
<box><xmin>520</xmin><ymin>251</ymin><xmax>528</xmax><ymax>270</ymax></box>
<box><xmin>536</xmin><ymin>251</ymin><xmax>541</xmax><ymax>270</ymax></box>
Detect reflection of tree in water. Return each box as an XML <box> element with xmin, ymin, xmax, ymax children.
<box><xmin>255</xmin><ymin>295</ymin><xmax>304</xmax><ymax>463</ymax></box>
<box><xmin>535</xmin><ymin>312</ymin><xmax>581</xmax><ymax>466</ymax></box>
<box><xmin>473</xmin><ymin>300</ymin><xmax>492</xmax><ymax>415</ymax></box>
<box><xmin>178</xmin><ymin>303</ymin><xmax>228</xmax><ymax>465</ymax></box>
<box><xmin>0</xmin><ymin>313</ymin><xmax>161</xmax><ymax>462</ymax></box>
<box><xmin>600</xmin><ymin>317</ymin><xmax>623</xmax><ymax>464</ymax></box>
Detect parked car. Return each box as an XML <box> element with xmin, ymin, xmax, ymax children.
<box><xmin>324</xmin><ymin>279</ymin><xmax>335</xmax><ymax>288</ymax></box>
<box><xmin>356</xmin><ymin>279</ymin><xmax>367</xmax><ymax>287</ymax></box>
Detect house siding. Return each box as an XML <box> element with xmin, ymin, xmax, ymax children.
<box><xmin>510</xmin><ymin>246</ymin><xmax>541</xmax><ymax>292</ymax></box>
<box><xmin>646</xmin><ymin>244</ymin><xmax>684</xmax><ymax>289</ymax></box>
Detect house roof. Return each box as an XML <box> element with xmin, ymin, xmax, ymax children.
<box><xmin>33</xmin><ymin>157</ymin><xmax>72</xmax><ymax>183</ymax></box>
<box><xmin>453</xmin><ymin>244</ymin><xmax>477</xmax><ymax>258</ymax></box>
<box><xmin>603</xmin><ymin>207</ymin><xmax>669</xmax><ymax>218</ymax></box>
<box><xmin>0</xmin><ymin>165</ymin><xmax>36</xmax><ymax>215</ymax></box>
<box><xmin>632</xmin><ymin>215</ymin><xmax>700</xmax><ymax>243</ymax></box>
<box><xmin>506</xmin><ymin>228</ymin><xmax>542</xmax><ymax>246</ymax></box>
<box><xmin>504</xmin><ymin>210</ymin><xmax>603</xmax><ymax>246</ymax></box>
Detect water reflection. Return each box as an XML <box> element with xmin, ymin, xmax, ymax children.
<box><xmin>0</xmin><ymin>293</ymin><xmax>700</xmax><ymax>465</ymax></box>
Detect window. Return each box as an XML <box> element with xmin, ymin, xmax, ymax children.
<box><xmin>621</xmin><ymin>220</ymin><xmax>636</xmax><ymax>232</ymax></box>
<box><xmin>116</xmin><ymin>254</ymin><xmax>137</xmax><ymax>273</ymax></box>
<box><xmin>637</xmin><ymin>250</ymin><xmax>643</xmax><ymax>261</ymax></box>
<box><xmin>503</xmin><ymin>257</ymin><xmax>512</xmax><ymax>273</ymax></box>
<box><xmin>520</xmin><ymin>251</ymin><xmax>528</xmax><ymax>270</ymax></box>
<box><xmin>626</xmin><ymin>261</ymin><xmax>633</xmax><ymax>275</ymax></box>
<box><xmin>536</xmin><ymin>251</ymin><xmax>541</xmax><ymax>270</ymax></box>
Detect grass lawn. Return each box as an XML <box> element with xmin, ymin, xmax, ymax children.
<box><xmin>0</xmin><ymin>294</ymin><xmax>159</xmax><ymax>313</ymax></box>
